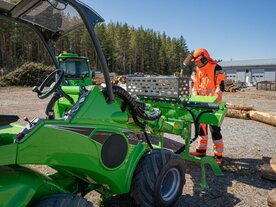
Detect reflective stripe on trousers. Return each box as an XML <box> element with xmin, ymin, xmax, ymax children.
<box><xmin>213</xmin><ymin>138</ymin><xmax>224</xmax><ymax>157</ymax></box>
<box><xmin>196</xmin><ymin>124</ymin><xmax>208</xmax><ymax>151</ymax></box>
<box><xmin>196</xmin><ymin>124</ymin><xmax>224</xmax><ymax>156</ymax></box>
<box><xmin>197</xmin><ymin>135</ymin><xmax>208</xmax><ymax>150</ymax></box>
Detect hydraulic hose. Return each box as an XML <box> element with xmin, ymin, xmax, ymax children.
<box><xmin>175</xmin><ymin>108</ymin><xmax>215</xmax><ymax>154</ymax></box>
<box><xmin>144</xmin><ymin>132</ymin><xmax>153</xmax><ymax>149</ymax></box>
<box><xmin>110</xmin><ymin>85</ymin><xmax>162</xmax><ymax>148</ymax></box>
<box><xmin>111</xmin><ymin>85</ymin><xmax>161</xmax><ymax>122</ymax></box>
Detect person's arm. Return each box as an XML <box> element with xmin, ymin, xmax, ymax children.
<box><xmin>191</xmin><ymin>71</ymin><xmax>199</xmax><ymax>95</ymax></box>
<box><xmin>212</xmin><ymin>64</ymin><xmax>225</xmax><ymax>103</ymax></box>
<box><xmin>214</xmin><ymin>65</ymin><xmax>225</xmax><ymax>95</ymax></box>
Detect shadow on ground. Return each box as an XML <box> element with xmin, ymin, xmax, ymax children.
<box><xmin>174</xmin><ymin>156</ymin><xmax>276</xmax><ymax>207</ymax></box>
<box><xmin>150</xmin><ymin>135</ymin><xmax>275</xmax><ymax>206</ymax></box>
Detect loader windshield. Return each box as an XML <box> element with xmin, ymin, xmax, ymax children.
<box><xmin>20</xmin><ymin>1</ymin><xmax>82</xmax><ymax>33</ymax></box>
<box><xmin>60</xmin><ymin>58</ymin><xmax>90</xmax><ymax>78</ymax></box>
<box><xmin>0</xmin><ymin>0</ymin><xmax>104</xmax><ymax>34</ymax></box>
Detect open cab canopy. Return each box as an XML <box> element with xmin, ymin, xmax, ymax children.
<box><xmin>0</xmin><ymin>0</ymin><xmax>103</xmax><ymax>34</ymax></box>
<box><xmin>0</xmin><ymin>0</ymin><xmax>114</xmax><ymax>101</ymax></box>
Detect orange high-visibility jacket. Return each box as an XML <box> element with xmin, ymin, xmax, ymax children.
<box><xmin>191</xmin><ymin>62</ymin><xmax>225</xmax><ymax>103</ymax></box>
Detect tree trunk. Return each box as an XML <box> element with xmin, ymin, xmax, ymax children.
<box><xmin>226</xmin><ymin>109</ymin><xmax>250</xmax><ymax>119</ymax></box>
<box><xmin>227</xmin><ymin>103</ymin><xmax>254</xmax><ymax>111</ymax></box>
<box><xmin>249</xmin><ymin>111</ymin><xmax>276</xmax><ymax>127</ymax></box>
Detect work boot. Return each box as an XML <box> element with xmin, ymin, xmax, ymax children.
<box><xmin>214</xmin><ymin>155</ymin><xmax>223</xmax><ymax>166</ymax></box>
<box><xmin>190</xmin><ymin>150</ymin><xmax>206</xmax><ymax>157</ymax></box>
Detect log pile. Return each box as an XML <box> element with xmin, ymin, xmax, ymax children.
<box><xmin>226</xmin><ymin>103</ymin><xmax>276</xmax><ymax>127</ymax></box>
<box><xmin>93</xmin><ymin>76</ymin><xmax>126</xmax><ymax>85</ymax></box>
<box><xmin>0</xmin><ymin>62</ymin><xmax>54</xmax><ymax>87</ymax></box>
<box><xmin>92</xmin><ymin>77</ymin><xmax>105</xmax><ymax>85</ymax></box>
<box><xmin>226</xmin><ymin>103</ymin><xmax>253</xmax><ymax>119</ymax></box>
<box><xmin>224</xmin><ymin>79</ymin><xmax>245</xmax><ymax>92</ymax></box>
<box><xmin>111</xmin><ymin>76</ymin><xmax>126</xmax><ymax>85</ymax></box>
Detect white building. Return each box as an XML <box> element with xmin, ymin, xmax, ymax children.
<box><xmin>220</xmin><ymin>59</ymin><xmax>276</xmax><ymax>86</ymax></box>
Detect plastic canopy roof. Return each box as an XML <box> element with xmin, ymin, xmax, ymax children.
<box><xmin>0</xmin><ymin>0</ymin><xmax>104</xmax><ymax>33</ymax></box>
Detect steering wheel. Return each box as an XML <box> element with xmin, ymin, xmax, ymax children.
<box><xmin>32</xmin><ymin>69</ymin><xmax>64</xmax><ymax>99</ymax></box>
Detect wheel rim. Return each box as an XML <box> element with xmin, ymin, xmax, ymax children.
<box><xmin>160</xmin><ymin>168</ymin><xmax>181</xmax><ymax>201</ymax></box>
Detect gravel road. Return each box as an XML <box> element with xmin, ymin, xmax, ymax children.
<box><xmin>0</xmin><ymin>87</ymin><xmax>275</xmax><ymax>207</ymax></box>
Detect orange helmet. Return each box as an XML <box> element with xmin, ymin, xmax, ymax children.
<box><xmin>192</xmin><ymin>48</ymin><xmax>210</xmax><ymax>63</ymax></box>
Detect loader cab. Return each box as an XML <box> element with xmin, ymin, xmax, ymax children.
<box><xmin>55</xmin><ymin>52</ymin><xmax>93</xmax><ymax>117</ymax></box>
<box><xmin>57</xmin><ymin>52</ymin><xmax>93</xmax><ymax>87</ymax></box>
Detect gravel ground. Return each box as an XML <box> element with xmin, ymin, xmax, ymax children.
<box><xmin>0</xmin><ymin>87</ymin><xmax>275</xmax><ymax>207</ymax></box>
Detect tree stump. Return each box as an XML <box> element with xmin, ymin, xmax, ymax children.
<box><xmin>260</xmin><ymin>157</ymin><xmax>276</xmax><ymax>181</ymax></box>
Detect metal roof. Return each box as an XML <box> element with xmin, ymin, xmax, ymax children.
<box><xmin>220</xmin><ymin>58</ymin><xmax>276</xmax><ymax>67</ymax></box>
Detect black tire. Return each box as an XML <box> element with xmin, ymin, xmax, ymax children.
<box><xmin>131</xmin><ymin>149</ymin><xmax>185</xmax><ymax>207</ymax></box>
<box><xmin>34</xmin><ymin>193</ymin><xmax>93</xmax><ymax>207</ymax></box>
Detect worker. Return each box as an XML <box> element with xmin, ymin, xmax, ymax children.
<box><xmin>183</xmin><ymin>48</ymin><xmax>225</xmax><ymax>166</ymax></box>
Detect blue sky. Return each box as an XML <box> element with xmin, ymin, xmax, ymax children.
<box><xmin>83</xmin><ymin>0</ymin><xmax>276</xmax><ymax>61</ymax></box>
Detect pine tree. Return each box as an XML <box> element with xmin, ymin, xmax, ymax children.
<box><xmin>0</xmin><ymin>19</ymin><xmax>190</xmax><ymax>75</ymax></box>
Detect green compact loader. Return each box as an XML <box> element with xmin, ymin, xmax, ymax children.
<box><xmin>57</xmin><ymin>52</ymin><xmax>93</xmax><ymax>87</ymax></box>
<box><xmin>0</xmin><ymin>1</ymin><xmax>227</xmax><ymax>207</ymax></box>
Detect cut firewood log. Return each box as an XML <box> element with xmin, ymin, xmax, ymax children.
<box><xmin>227</xmin><ymin>103</ymin><xmax>254</xmax><ymax>111</ymax></box>
<box><xmin>226</xmin><ymin>109</ymin><xmax>250</xmax><ymax>119</ymax></box>
<box><xmin>260</xmin><ymin>158</ymin><xmax>276</xmax><ymax>181</ymax></box>
<box><xmin>249</xmin><ymin>111</ymin><xmax>276</xmax><ymax>127</ymax></box>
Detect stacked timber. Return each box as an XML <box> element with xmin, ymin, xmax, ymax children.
<box><xmin>226</xmin><ymin>103</ymin><xmax>253</xmax><ymax>119</ymax></box>
<box><xmin>0</xmin><ymin>62</ymin><xmax>54</xmax><ymax>87</ymax></box>
<box><xmin>224</xmin><ymin>79</ymin><xmax>245</xmax><ymax>92</ymax></box>
<box><xmin>111</xmin><ymin>76</ymin><xmax>126</xmax><ymax>85</ymax></box>
<box><xmin>226</xmin><ymin>103</ymin><xmax>276</xmax><ymax>127</ymax></box>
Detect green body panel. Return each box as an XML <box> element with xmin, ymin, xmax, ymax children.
<box><xmin>15</xmin><ymin>120</ymin><xmax>145</xmax><ymax>193</ymax></box>
<box><xmin>54</xmin><ymin>86</ymin><xmax>83</xmax><ymax>118</ymax></box>
<box><xmin>70</xmin><ymin>87</ymin><xmax>129</xmax><ymax>125</ymax></box>
<box><xmin>188</xmin><ymin>95</ymin><xmax>217</xmax><ymax>103</ymax></box>
<box><xmin>0</xmin><ymin>144</ymin><xmax>17</xmax><ymax>165</ymax></box>
<box><xmin>0</xmin><ymin>124</ymin><xmax>23</xmax><ymax>145</ymax></box>
<box><xmin>0</xmin><ymin>165</ymin><xmax>68</xmax><ymax>207</ymax></box>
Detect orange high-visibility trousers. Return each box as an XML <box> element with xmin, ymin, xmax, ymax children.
<box><xmin>196</xmin><ymin>124</ymin><xmax>224</xmax><ymax>158</ymax></box>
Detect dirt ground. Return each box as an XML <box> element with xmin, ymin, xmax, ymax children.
<box><xmin>0</xmin><ymin>87</ymin><xmax>275</xmax><ymax>207</ymax></box>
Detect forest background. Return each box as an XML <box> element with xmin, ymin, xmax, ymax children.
<box><xmin>0</xmin><ymin>20</ymin><xmax>190</xmax><ymax>75</ymax></box>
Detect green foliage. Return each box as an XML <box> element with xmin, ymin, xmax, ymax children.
<box><xmin>0</xmin><ymin>18</ymin><xmax>190</xmax><ymax>75</ymax></box>
<box><xmin>0</xmin><ymin>62</ymin><xmax>54</xmax><ymax>86</ymax></box>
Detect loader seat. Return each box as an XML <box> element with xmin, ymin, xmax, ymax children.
<box><xmin>0</xmin><ymin>115</ymin><xmax>19</xmax><ymax>127</ymax></box>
